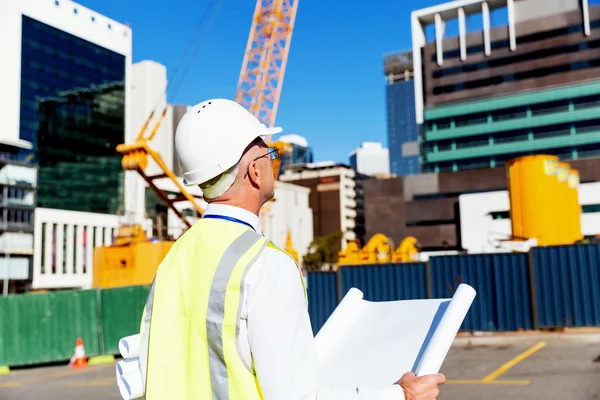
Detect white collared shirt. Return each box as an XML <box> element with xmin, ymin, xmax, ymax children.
<box><xmin>203</xmin><ymin>204</ymin><xmax>405</xmax><ymax>399</ymax></box>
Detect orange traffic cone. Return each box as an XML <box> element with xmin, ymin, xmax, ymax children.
<box><xmin>69</xmin><ymin>337</ymin><xmax>88</xmax><ymax>369</ymax></box>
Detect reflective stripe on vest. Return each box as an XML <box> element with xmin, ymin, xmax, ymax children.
<box><xmin>138</xmin><ymin>225</ymin><xmax>269</xmax><ymax>399</ymax></box>
<box><xmin>207</xmin><ymin>230</ymin><xmax>266</xmax><ymax>398</ymax></box>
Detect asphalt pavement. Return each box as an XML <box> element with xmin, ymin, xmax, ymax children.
<box><xmin>1</xmin><ymin>339</ymin><xmax>599</xmax><ymax>399</ymax></box>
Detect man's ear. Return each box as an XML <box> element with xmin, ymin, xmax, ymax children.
<box><xmin>247</xmin><ymin>160</ymin><xmax>261</xmax><ymax>187</ymax></box>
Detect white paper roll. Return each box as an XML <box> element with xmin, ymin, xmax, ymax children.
<box><xmin>315</xmin><ymin>288</ymin><xmax>364</xmax><ymax>364</ymax></box>
<box><xmin>116</xmin><ymin>357</ymin><xmax>140</xmax><ymax>379</ymax></box>
<box><xmin>118</xmin><ymin>370</ymin><xmax>144</xmax><ymax>400</ymax></box>
<box><xmin>414</xmin><ymin>283</ymin><xmax>476</xmax><ymax>376</ymax></box>
<box><xmin>119</xmin><ymin>334</ymin><xmax>141</xmax><ymax>359</ymax></box>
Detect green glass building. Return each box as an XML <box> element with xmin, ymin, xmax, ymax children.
<box><xmin>421</xmin><ymin>81</ymin><xmax>600</xmax><ymax>172</ymax></box>
<box><xmin>36</xmin><ymin>83</ymin><xmax>125</xmax><ymax>214</ymax></box>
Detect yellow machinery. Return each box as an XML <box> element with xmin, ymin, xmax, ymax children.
<box><xmin>93</xmin><ymin>225</ymin><xmax>174</xmax><ymax>289</ymax></box>
<box><xmin>506</xmin><ymin>155</ymin><xmax>582</xmax><ymax>246</ymax></box>
<box><xmin>92</xmin><ymin>112</ymin><xmax>205</xmax><ymax>289</ymax></box>
<box><xmin>336</xmin><ymin>234</ymin><xmax>420</xmax><ymax>270</ymax></box>
<box><xmin>93</xmin><ymin>1</ymin><xmax>300</xmax><ymax>288</ymax></box>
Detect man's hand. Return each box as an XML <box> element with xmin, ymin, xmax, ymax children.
<box><xmin>397</xmin><ymin>372</ymin><xmax>446</xmax><ymax>400</ymax></box>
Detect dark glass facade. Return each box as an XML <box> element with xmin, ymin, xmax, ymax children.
<box><xmin>20</xmin><ymin>15</ymin><xmax>126</xmax><ymax>214</ymax></box>
<box><xmin>279</xmin><ymin>144</ymin><xmax>314</xmax><ymax>175</ymax></box>
<box><xmin>349</xmin><ymin>153</ymin><xmax>357</xmax><ymax>172</ymax></box>
<box><xmin>386</xmin><ymin>80</ymin><xmax>420</xmax><ymax>176</ymax></box>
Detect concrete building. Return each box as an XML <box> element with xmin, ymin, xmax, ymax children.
<box><xmin>170</xmin><ymin>104</ymin><xmax>191</xmax><ymax>178</ymax></box>
<box><xmin>280</xmin><ymin>162</ymin><xmax>358</xmax><ymax>251</ymax></box>
<box><xmin>363</xmin><ymin>157</ymin><xmax>600</xmax><ymax>252</ymax></box>
<box><xmin>261</xmin><ymin>181</ymin><xmax>313</xmax><ymax>263</ymax></box>
<box><xmin>349</xmin><ymin>142</ymin><xmax>390</xmax><ymax>176</ymax></box>
<box><xmin>384</xmin><ymin>51</ymin><xmax>420</xmax><ymax>176</ymax></box>
<box><xmin>411</xmin><ymin>0</ymin><xmax>600</xmax><ymax>173</ymax></box>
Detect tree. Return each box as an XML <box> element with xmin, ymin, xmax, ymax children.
<box><xmin>302</xmin><ymin>231</ymin><xmax>344</xmax><ymax>272</ymax></box>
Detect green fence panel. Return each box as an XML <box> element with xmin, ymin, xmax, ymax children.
<box><xmin>100</xmin><ymin>285</ymin><xmax>150</xmax><ymax>355</ymax></box>
<box><xmin>0</xmin><ymin>289</ymin><xmax>100</xmax><ymax>367</ymax></box>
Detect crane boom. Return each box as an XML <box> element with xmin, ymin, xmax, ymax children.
<box><xmin>235</xmin><ymin>0</ymin><xmax>298</xmax><ymax>128</ymax></box>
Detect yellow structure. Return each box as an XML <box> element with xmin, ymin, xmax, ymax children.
<box><xmin>92</xmin><ymin>225</ymin><xmax>174</xmax><ymax>289</ymax></box>
<box><xmin>507</xmin><ymin>155</ymin><xmax>560</xmax><ymax>245</ymax></box>
<box><xmin>506</xmin><ymin>155</ymin><xmax>582</xmax><ymax>246</ymax></box>
<box><xmin>336</xmin><ymin>234</ymin><xmax>420</xmax><ymax>270</ymax></box>
<box><xmin>568</xmin><ymin>170</ymin><xmax>584</xmax><ymax>243</ymax></box>
<box><xmin>395</xmin><ymin>236</ymin><xmax>420</xmax><ymax>263</ymax></box>
<box><xmin>556</xmin><ymin>163</ymin><xmax>571</xmax><ymax>245</ymax></box>
<box><xmin>284</xmin><ymin>230</ymin><xmax>299</xmax><ymax>263</ymax></box>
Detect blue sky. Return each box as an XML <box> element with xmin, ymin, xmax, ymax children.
<box><xmin>78</xmin><ymin>0</ymin><xmax>456</xmax><ymax>163</ymax></box>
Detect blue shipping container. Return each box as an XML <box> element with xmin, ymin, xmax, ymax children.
<box><xmin>338</xmin><ymin>263</ymin><xmax>427</xmax><ymax>301</ymax></box>
<box><xmin>430</xmin><ymin>253</ymin><xmax>532</xmax><ymax>331</ymax></box>
<box><xmin>307</xmin><ymin>272</ymin><xmax>338</xmax><ymax>335</ymax></box>
<box><xmin>532</xmin><ymin>244</ymin><xmax>600</xmax><ymax>328</ymax></box>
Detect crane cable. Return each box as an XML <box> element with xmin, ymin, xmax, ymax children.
<box><xmin>129</xmin><ymin>0</ymin><xmax>223</xmax><ymax>226</ymax></box>
<box><xmin>143</xmin><ymin>0</ymin><xmax>225</xmax><ymax>128</ymax></box>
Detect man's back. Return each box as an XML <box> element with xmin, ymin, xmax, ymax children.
<box><xmin>144</xmin><ymin>216</ymin><xmax>271</xmax><ymax>399</ymax></box>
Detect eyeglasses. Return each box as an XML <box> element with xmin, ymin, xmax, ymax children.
<box><xmin>244</xmin><ymin>147</ymin><xmax>279</xmax><ymax>178</ymax></box>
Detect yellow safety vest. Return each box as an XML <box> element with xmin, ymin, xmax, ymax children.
<box><xmin>137</xmin><ymin>218</ymin><xmax>306</xmax><ymax>400</ymax></box>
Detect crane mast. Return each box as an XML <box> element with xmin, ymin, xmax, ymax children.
<box><xmin>235</xmin><ymin>0</ymin><xmax>298</xmax><ymax>129</ymax></box>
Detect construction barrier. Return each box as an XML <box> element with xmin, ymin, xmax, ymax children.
<box><xmin>0</xmin><ymin>244</ymin><xmax>599</xmax><ymax>367</ymax></box>
<box><xmin>306</xmin><ymin>272</ymin><xmax>337</xmax><ymax>335</ymax></box>
<box><xmin>430</xmin><ymin>253</ymin><xmax>532</xmax><ymax>332</ymax></box>
<box><xmin>0</xmin><ymin>290</ymin><xmax>101</xmax><ymax>367</ymax></box>
<box><xmin>338</xmin><ymin>263</ymin><xmax>428</xmax><ymax>301</ymax></box>
<box><xmin>99</xmin><ymin>285</ymin><xmax>151</xmax><ymax>354</ymax></box>
<box><xmin>532</xmin><ymin>244</ymin><xmax>600</xmax><ymax>328</ymax></box>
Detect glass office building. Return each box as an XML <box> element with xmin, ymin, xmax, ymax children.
<box><xmin>386</xmin><ymin>79</ymin><xmax>420</xmax><ymax>176</ymax></box>
<box><xmin>279</xmin><ymin>143</ymin><xmax>314</xmax><ymax>176</ymax></box>
<box><xmin>21</xmin><ymin>15</ymin><xmax>126</xmax><ymax>214</ymax></box>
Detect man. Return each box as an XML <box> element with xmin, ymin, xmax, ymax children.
<box><xmin>139</xmin><ymin>99</ymin><xmax>446</xmax><ymax>399</ymax></box>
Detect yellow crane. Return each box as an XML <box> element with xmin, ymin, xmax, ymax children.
<box><xmin>92</xmin><ymin>0</ymin><xmax>300</xmax><ymax>288</ymax></box>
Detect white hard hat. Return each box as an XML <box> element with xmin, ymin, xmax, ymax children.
<box><xmin>175</xmin><ymin>99</ymin><xmax>282</xmax><ymax>187</ymax></box>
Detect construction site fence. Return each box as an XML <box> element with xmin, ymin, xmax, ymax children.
<box><xmin>1</xmin><ymin>244</ymin><xmax>599</xmax><ymax>367</ymax></box>
<box><xmin>308</xmin><ymin>244</ymin><xmax>600</xmax><ymax>334</ymax></box>
<box><xmin>0</xmin><ymin>285</ymin><xmax>150</xmax><ymax>367</ymax></box>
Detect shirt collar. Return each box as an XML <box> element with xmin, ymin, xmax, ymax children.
<box><xmin>203</xmin><ymin>203</ymin><xmax>262</xmax><ymax>234</ymax></box>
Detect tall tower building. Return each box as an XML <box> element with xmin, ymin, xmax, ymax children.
<box><xmin>384</xmin><ymin>51</ymin><xmax>420</xmax><ymax>177</ymax></box>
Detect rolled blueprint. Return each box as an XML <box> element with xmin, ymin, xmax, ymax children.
<box><xmin>116</xmin><ymin>357</ymin><xmax>140</xmax><ymax>379</ymax></box>
<box><xmin>414</xmin><ymin>283</ymin><xmax>477</xmax><ymax>376</ymax></box>
<box><xmin>118</xmin><ymin>370</ymin><xmax>144</xmax><ymax>400</ymax></box>
<box><xmin>119</xmin><ymin>334</ymin><xmax>141</xmax><ymax>359</ymax></box>
<box><xmin>315</xmin><ymin>283</ymin><xmax>476</xmax><ymax>389</ymax></box>
<box><xmin>315</xmin><ymin>288</ymin><xmax>364</xmax><ymax>365</ymax></box>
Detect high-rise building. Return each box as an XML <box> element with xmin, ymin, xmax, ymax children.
<box><xmin>349</xmin><ymin>142</ymin><xmax>390</xmax><ymax>177</ymax></box>
<box><xmin>0</xmin><ymin>0</ymin><xmax>133</xmax><ymax>210</ymax></box>
<box><xmin>384</xmin><ymin>51</ymin><xmax>420</xmax><ymax>176</ymax></box>
<box><xmin>0</xmin><ymin>0</ymin><xmax>133</xmax><ymax>290</ymax></box>
<box><xmin>411</xmin><ymin>0</ymin><xmax>600</xmax><ymax>173</ymax></box>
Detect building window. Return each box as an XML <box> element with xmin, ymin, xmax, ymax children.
<box><xmin>20</xmin><ymin>15</ymin><xmax>126</xmax><ymax>214</ymax></box>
